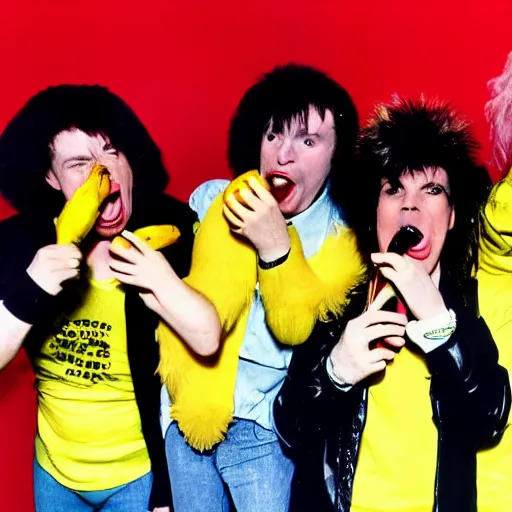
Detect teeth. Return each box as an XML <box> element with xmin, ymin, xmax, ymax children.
<box><xmin>271</xmin><ymin>177</ymin><xmax>289</xmax><ymax>188</ymax></box>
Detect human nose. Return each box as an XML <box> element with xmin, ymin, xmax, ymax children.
<box><xmin>401</xmin><ymin>189</ymin><xmax>420</xmax><ymax>212</ymax></box>
<box><xmin>277</xmin><ymin>137</ymin><xmax>295</xmax><ymax>166</ymax></box>
<box><xmin>92</xmin><ymin>155</ymin><xmax>116</xmax><ymax>177</ymax></box>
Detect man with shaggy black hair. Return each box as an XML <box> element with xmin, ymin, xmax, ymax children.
<box><xmin>228</xmin><ymin>64</ymin><xmax>358</xmax><ymax>212</ymax></box>
<box><xmin>274</xmin><ymin>97</ymin><xmax>510</xmax><ymax>512</ymax></box>
<box><xmin>0</xmin><ymin>85</ymin><xmax>220</xmax><ymax>512</ymax></box>
<box><xmin>160</xmin><ymin>64</ymin><xmax>363</xmax><ymax>511</ymax></box>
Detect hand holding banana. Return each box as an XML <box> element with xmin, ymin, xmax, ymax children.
<box><xmin>223</xmin><ymin>170</ymin><xmax>290</xmax><ymax>262</ymax></box>
<box><xmin>109</xmin><ymin>226</ymin><xmax>181</xmax><ymax>313</ymax></box>
<box><xmin>26</xmin><ymin>165</ymin><xmax>111</xmax><ymax>295</ymax></box>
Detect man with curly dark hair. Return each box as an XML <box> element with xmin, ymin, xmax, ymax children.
<box><xmin>0</xmin><ymin>85</ymin><xmax>220</xmax><ymax>512</ymax></box>
<box><xmin>274</xmin><ymin>97</ymin><xmax>510</xmax><ymax>512</ymax></box>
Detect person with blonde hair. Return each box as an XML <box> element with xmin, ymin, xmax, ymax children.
<box><xmin>476</xmin><ymin>50</ymin><xmax>512</xmax><ymax>512</ymax></box>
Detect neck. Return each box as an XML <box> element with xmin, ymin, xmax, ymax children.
<box><xmin>84</xmin><ymin>239</ymin><xmax>115</xmax><ymax>281</ymax></box>
<box><xmin>430</xmin><ymin>262</ymin><xmax>442</xmax><ymax>288</ymax></box>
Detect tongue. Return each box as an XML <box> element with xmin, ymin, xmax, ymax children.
<box><xmin>409</xmin><ymin>235</ymin><xmax>428</xmax><ymax>252</ymax></box>
<box><xmin>100</xmin><ymin>195</ymin><xmax>122</xmax><ymax>222</ymax></box>
<box><xmin>406</xmin><ymin>235</ymin><xmax>431</xmax><ymax>260</ymax></box>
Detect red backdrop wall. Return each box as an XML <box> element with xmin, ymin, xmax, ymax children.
<box><xmin>0</xmin><ymin>0</ymin><xmax>510</xmax><ymax>509</ymax></box>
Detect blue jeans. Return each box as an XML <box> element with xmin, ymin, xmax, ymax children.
<box><xmin>33</xmin><ymin>459</ymin><xmax>153</xmax><ymax>512</ymax></box>
<box><xmin>165</xmin><ymin>419</ymin><xmax>294</xmax><ymax>512</ymax></box>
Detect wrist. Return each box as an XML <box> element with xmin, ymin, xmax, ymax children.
<box><xmin>257</xmin><ymin>243</ymin><xmax>291</xmax><ymax>264</ymax></box>
<box><xmin>151</xmin><ymin>267</ymin><xmax>179</xmax><ymax>300</ymax></box>
<box><xmin>258</xmin><ymin>248</ymin><xmax>291</xmax><ymax>269</ymax></box>
<box><xmin>406</xmin><ymin>308</ymin><xmax>457</xmax><ymax>353</ymax></box>
<box><xmin>3</xmin><ymin>270</ymin><xmax>59</xmax><ymax>325</ymax></box>
<box><xmin>416</xmin><ymin>297</ymin><xmax>449</xmax><ymax>321</ymax></box>
<box><xmin>326</xmin><ymin>353</ymin><xmax>353</xmax><ymax>390</ymax></box>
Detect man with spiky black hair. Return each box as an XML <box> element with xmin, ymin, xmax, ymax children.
<box><xmin>274</xmin><ymin>97</ymin><xmax>510</xmax><ymax>512</ymax></box>
<box><xmin>160</xmin><ymin>63</ymin><xmax>364</xmax><ymax>511</ymax></box>
<box><xmin>0</xmin><ymin>85</ymin><xmax>221</xmax><ymax>512</ymax></box>
<box><xmin>343</xmin><ymin>97</ymin><xmax>492</xmax><ymax>285</ymax></box>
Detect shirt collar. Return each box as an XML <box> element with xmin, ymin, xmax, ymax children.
<box><xmin>288</xmin><ymin>182</ymin><xmax>344</xmax><ymax>258</ymax></box>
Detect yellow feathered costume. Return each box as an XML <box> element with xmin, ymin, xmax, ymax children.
<box><xmin>157</xmin><ymin>171</ymin><xmax>366</xmax><ymax>451</ymax></box>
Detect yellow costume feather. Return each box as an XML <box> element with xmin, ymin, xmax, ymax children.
<box><xmin>157</xmin><ymin>173</ymin><xmax>365</xmax><ymax>451</ymax></box>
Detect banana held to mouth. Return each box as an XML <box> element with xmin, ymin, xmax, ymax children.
<box><xmin>56</xmin><ymin>164</ymin><xmax>111</xmax><ymax>246</ymax></box>
<box><xmin>223</xmin><ymin>169</ymin><xmax>271</xmax><ymax>207</ymax></box>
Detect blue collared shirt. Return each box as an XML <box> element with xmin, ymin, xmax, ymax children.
<box><xmin>160</xmin><ymin>179</ymin><xmax>344</xmax><ymax>434</ymax></box>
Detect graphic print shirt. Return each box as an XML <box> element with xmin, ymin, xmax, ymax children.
<box><xmin>34</xmin><ymin>278</ymin><xmax>150</xmax><ymax>491</ymax></box>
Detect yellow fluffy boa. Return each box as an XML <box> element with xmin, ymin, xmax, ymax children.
<box><xmin>157</xmin><ymin>192</ymin><xmax>365</xmax><ymax>451</ymax></box>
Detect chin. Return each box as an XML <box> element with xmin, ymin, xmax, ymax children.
<box><xmin>95</xmin><ymin>216</ymin><xmax>128</xmax><ymax>239</ymax></box>
<box><xmin>278</xmin><ymin>205</ymin><xmax>295</xmax><ymax>217</ymax></box>
<box><xmin>95</xmin><ymin>225</ymin><xmax>125</xmax><ymax>239</ymax></box>
<box><xmin>279</xmin><ymin>199</ymin><xmax>310</xmax><ymax>217</ymax></box>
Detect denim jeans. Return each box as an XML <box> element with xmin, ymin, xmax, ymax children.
<box><xmin>33</xmin><ymin>459</ymin><xmax>153</xmax><ymax>512</ymax></box>
<box><xmin>165</xmin><ymin>419</ymin><xmax>294</xmax><ymax>512</ymax></box>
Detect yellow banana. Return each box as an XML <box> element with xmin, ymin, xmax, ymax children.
<box><xmin>56</xmin><ymin>164</ymin><xmax>111</xmax><ymax>245</ymax></box>
<box><xmin>111</xmin><ymin>225</ymin><xmax>181</xmax><ymax>251</ymax></box>
<box><xmin>223</xmin><ymin>169</ymin><xmax>270</xmax><ymax>206</ymax></box>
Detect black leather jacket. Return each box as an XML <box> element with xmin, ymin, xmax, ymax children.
<box><xmin>274</xmin><ymin>275</ymin><xmax>510</xmax><ymax>512</ymax></box>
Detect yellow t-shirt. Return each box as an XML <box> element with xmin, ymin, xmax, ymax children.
<box><xmin>34</xmin><ymin>278</ymin><xmax>150</xmax><ymax>491</ymax></box>
<box><xmin>351</xmin><ymin>345</ymin><xmax>437</xmax><ymax>512</ymax></box>
<box><xmin>476</xmin><ymin>169</ymin><xmax>512</xmax><ymax>512</ymax></box>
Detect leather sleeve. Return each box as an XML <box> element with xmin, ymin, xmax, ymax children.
<box><xmin>273</xmin><ymin>320</ymin><xmax>364</xmax><ymax>455</ymax></box>
<box><xmin>125</xmin><ymin>196</ymin><xmax>197</xmax><ymax>510</ymax></box>
<box><xmin>126</xmin><ymin>289</ymin><xmax>173</xmax><ymax>510</ymax></box>
<box><xmin>426</xmin><ymin>307</ymin><xmax>511</xmax><ymax>448</ymax></box>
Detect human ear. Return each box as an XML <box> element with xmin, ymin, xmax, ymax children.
<box><xmin>45</xmin><ymin>169</ymin><xmax>62</xmax><ymax>191</ymax></box>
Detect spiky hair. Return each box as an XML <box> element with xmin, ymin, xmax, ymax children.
<box><xmin>342</xmin><ymin>97</ymin><xmax>491</xmax><ymax>283</ymax></box>
<box><xmin>485</xmin><ymin>51</ymin><xmax>512</xmax><ymax>176</ymax></box>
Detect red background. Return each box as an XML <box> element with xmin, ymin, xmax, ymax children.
<box><xmin>0</xmin><ymin>0</ymin><xmax>510</xmax><ymax>508</ymax></box>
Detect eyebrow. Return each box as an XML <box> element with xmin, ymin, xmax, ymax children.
<box><xmin>380</xmin><ymin>177</ymin><xmax>400</xmax><ymax>186</ymax></box>
<box><xmin>62</xmin><ymin>155</ymin><xmax>92</xmax><ymax>166</ymax></box>
<box><xmin>297</xmin><ymin>128</ymin><xmax>319</xmax><ymax>137</ymax></box>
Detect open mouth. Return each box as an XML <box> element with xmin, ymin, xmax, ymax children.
<box><xmin>97</xmin><ymin>183</ymin><xmax>124</xmax><ymax>228</ymax></box>
<box><xmin>266</xmin><ymin>172</ymin><xmax>296</xmax><ymax>203</ymax></box>
<box><xmin>387</xmin><ymin>225</ymin><xmax>424</xmax><ymax>255</ymax></box>
<box><xmin>392</xmin><ymin>224</ymin><xmax>431</xmax><ymax>261</ymax></box>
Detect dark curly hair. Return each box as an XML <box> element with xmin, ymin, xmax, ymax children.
<box><xmin>343</xmin><ymin>97</ymin><xmax>491</xmax><ymax>284</ymax></box>
<box><xmin>0</xmin><ymin>84</ymin><xmax>169</xmax><ymax>213</ymax></box>
<box><xmin>228</xmin><ymin>63</ymin><xmax>359</xmax><ymax>211</ymax></box>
